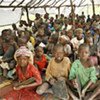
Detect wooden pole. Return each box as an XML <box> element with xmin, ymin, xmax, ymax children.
<box><xmin>70</xmin><ymin>0</ymin><xmax>75</xmax><ymax>26</ymax></box>
<box><xmin>58</xmin><ymin>7</ymin><xmax>60</xmax><ymax>17</ymax></box>
<box><xmin>91</xmin><ymin>0</ymin><xmax>95</xmax><ymax>15</ymax></box>
<box><xmin>44</xmin><ymin>7</ymin><xmax>47</xmax><ymax>13</ymax></box>
<box><xmin>25</xmin><ymin>7</ymin><xmax>30</xmax><ymax>24</ymax></box>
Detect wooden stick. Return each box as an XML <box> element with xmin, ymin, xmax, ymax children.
<box><xmin>15</xmin><ymin>77</ymin><xmax>35</xmax><ymax>87</ymax></box>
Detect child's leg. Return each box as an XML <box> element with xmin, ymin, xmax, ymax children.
<box><xmin>36</xmin><ymin>82</ymin><xmax>50</xmax><ymax>95</ymax></box>
<box><xmin>3</xmin><ymin>69</ymin><xmax>7</xmax><ymax>77</ymax></box>
<box><xmin>0</xmin><ymin>67</ymin><xmax>3</xmax><ymax>76</ymax></box>
<box><xmin>66</xmin><ymin>85</ymin><xmax>79</xmax><ymax>100</ymax></box>
<box><xmin>45</xmin><ymin>88</ymin><xmax>53</xmax><ymax>94</ymax></box>
<box><xmin>87</xmin><ymin>80</ymin><xmax>100</xmax><ymax>100</ymax></box>
<box><xmin>88</xmin><ymin>86</ymin><xmax>100</xmax><ymax>100</ymax></box>
<box><xmin>66</xmin><ymin>80</ymin><xmax>79</xmax><ymax>100</ymax></box>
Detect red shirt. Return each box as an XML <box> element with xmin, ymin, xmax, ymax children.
<box><xmin>34</xmin><ymin>55</ymin><xmax>47</xmax><ymax>72</ymax></box>
<box><xmin>16</xmin><ymin>64</ymin><xmax>42</xmax><ymax>85</ymax></box>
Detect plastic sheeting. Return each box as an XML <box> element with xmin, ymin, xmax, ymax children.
<box><xmin>0</xmin><ymin>8</ymin><xmax>22</xmax><ymax>26</ymax></box>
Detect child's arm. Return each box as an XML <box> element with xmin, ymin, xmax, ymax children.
<box><xmin>14</xmin><ymin>66</ymin><xmax>42</xmax><ymax>90</ymax></box>
<box><xmin>14</xmin><ymin>76</ymin><xmax>42</xmax><ymax>90</ymax></box>
<box><xmin>82</xmin><ymin>65</ymin><xmax>98</xmax><ymax>97</ymax></box>
<box><xmin>82</xmin><ymin>81</ymin><xmax>93</xmax><ymax>97</ymax></box>
<box><xmin>13</xmin><ymin>77</ymin><xmax>35</xmax><ymax>90</ymax></box>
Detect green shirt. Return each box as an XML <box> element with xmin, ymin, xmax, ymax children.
<box><xmin>69</xmin><ymin>60</ymin><xmax>97</xmax><ymax>87</ymax></box>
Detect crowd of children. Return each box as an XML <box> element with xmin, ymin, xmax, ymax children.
<box><xmin>0</xmin><ymin>12</ymin><xmax>100</xmax><ymax>100</ymax></box>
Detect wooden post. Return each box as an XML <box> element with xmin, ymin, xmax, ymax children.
<box><xmin>44</xmin><ymin>7</ymin><xmax>47</xmax><ymax>13</ymax></box>
<box><xmin>58</xmin><ymin>7</ymin><xmax>60</xmax><ymax>17</ymax></box>
<box><xmin>25</xmin><ymin>7</ymin><xmax>30</xmax><ymax>24</ymax></box>
<box><xmin>91</xmin><ymin>0</ymin><xmax>95</xmax><ymax>15</ymax></box>
<box><xmin>70</xmin><ymin>0</ymin><xmax>75</xmax><ymax>26</ymax></box>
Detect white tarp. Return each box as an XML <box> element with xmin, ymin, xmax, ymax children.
<box><xmin>0</xmin><ymin>8</ymin><xmax>22</xmax><ymax>26</ymax></box>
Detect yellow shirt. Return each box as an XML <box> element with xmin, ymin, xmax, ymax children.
<box><xmin>46</xmin><ymin>57</ymin><xmax>71</xmax><ymax>81</ymax></box>
<box><xmin>30</xmin><ymin>36</ymin><xmax>35</xmax><ymax>46</ymax></box>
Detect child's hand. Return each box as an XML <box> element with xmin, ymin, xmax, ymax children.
<box><xmin>49</xmin><ymin>78</ymin><xmax>56</xmax><ymax>85</ymax></box>
<box><xmin>82</xmin><ymin>89</ymin><xmax>86</xmax><ymax>97</ymax></box>
<box><xmin>13</xmin><ymin>85</ymin><xmax>24</xmax><ymax>90</ymax></box>
<box><xmin>42</xmin><ymin>68</ymin><xmax>46</xmax><ymax>71</ymax></box>
<box><xmin>71</xmin><ymin>80</ymin><xmax>78</xmax><ymax>88</ymax></box>
<box><xmin>0</xmin><ymin>59</ymin><xmax>3</xmax><ymax>64</ymax></box>
<box><xmin>57</xmin><ymin>77</ymin><xmax>66</xmax><ymax>81</ymax></box>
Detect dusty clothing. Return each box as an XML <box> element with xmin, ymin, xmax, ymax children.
<box><xmin>46</xmin><ymin>57</ymin><xmax>71</xmax><ymax>81</ymax></box>
<box><xmin>69</xmin><ymin>60</ymin><xmax>97</xmax><ymax>87</ymax></box>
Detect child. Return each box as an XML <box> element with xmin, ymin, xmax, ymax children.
<box><xmin>71</xmin><ymin>28</ymin><xmax>84</xmax><ymax>51</ymax></box>
<box><xmin>46</xmin><ymin>34</ymin><xmax>58</xmax><ymax>56</ymax></box>
<box><xmin>59</xmin><ymin>35</ymin><xmax>72</xmax><ymax>57</ymax></box>
<box><xmin>5</xmin><ymin>46</ymin><xmax>42</xmax><ymax>100</ymax></box>
<box><xmin>71</xmin><ymin>28</ymin><xmax>84</xmax><ymax>60</ymax></box>
<box><xmin>34</xmin><ymin>46</ymin><xmax>47</xmax><ymax>74</ymax></box>
<box><xmin>95</xmin><ymin>46</ymin><xmax>100</xmax><ymax>77</ymax></box>
<box><xmin>96</xmin><ymin>46</ymin><xmax>100</xmax><ymax>66</ymax></box>
<box><xmin>0</xmin><ymin>30</ymin><xmax>17</xmax><ymax>79</ymax></box>
<box><xmin>84</xmin><ymin>36</ymin><xmax>98</xmax><ymax>66</ymax></box>
<box><xmin>69</xmin><ymin>43</ymin><xmax>97</xmax><ymax>99</ymax></box>
<box><xmin>36</xmin><ymin>44</ymin><xmax>71</xmax><ymax>99</ymax></box>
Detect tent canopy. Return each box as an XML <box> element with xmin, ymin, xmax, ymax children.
<box><xmin>0</xmin><ymin>0</ymin><xmax>99</xmax><ymax>8</ymax></box>
<box><xmin>0</xmin><ymin>0</ymin><xmax>100</xmax><ymax>26</ymax></box>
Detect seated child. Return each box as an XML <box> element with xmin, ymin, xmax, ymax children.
<box><xmin>69</xmin><ymin>43</ymin><xmax>98</xmax><ymax>99</ymax></box>
<box><xmin>84</xmin><ymin>36</ymin><xmax>98</xmax><ymax>66</ymax></box>
<box><xmin>36</xmin><ymin>44</ymin><xmax>71</xmax><ymax>99</ymax></box>
<box><xmin>34</xmin><ymin>46</ymin><xmax>48</xmax><ymax>74</ymax></box>
<box><xmin>5</xmin><ymin>46</ymin><xmax>42</xmax><ymax>100</ymax></box>
<box><xmin>46</xmin><ymin>34</ymin><xmax>58</xmax><ymax>57</ymax></box>
<box><xmin>96</xmin><ymin>45</ymin><xmax>100</xmax><ymax>66</ymax></box>
<box><xmin>0</xmin><ymin>30</ymin><xmax>17</xmax><ymax>79</ymax></box>
<box><xmin>95</xmin><ymin>46</ymin><xmax>100</xmax><ymax>77</ymax></box>
<box><xmin>71</xmin><ymin>28</ymin><xmax>84</xmax><ymax>60</ymax></box>
<box><xmin>58</xmin><ymin>35</ymin><xmax>72</xmax><ymax>57</ymax></box>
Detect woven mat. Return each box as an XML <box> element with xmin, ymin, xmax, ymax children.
<box><xmin>0</xmin><ymin>80</ymin><xmax>12</xmax><ymax>88</ymax></box>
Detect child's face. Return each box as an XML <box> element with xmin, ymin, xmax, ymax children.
<box><xmin>36</xmin><ymin>48</ymin><xmax>43</xmax><ymax>57</ymax></box>
<box><xmin>59</xmin><ymin>38</ymin><xmax>65</xmax><ymax>44</ymax></box>
<box><xmin>86</xmin><ymin>38</ymin><xmax>93</xmax><ymax>46</ymax></box>
<box><xmin>76</xmin><ymin>31</ymin><xmax>83</xmax><ymax>40</ymax></box>
<box><xmin>79</xmin><ymin>47</ymin><xmax>90</xmax><ymax>61</ymax></box>
<box><xmin>67</xmin><ymin>31</ymin><xmax>73</xmax><ymax>38</ymax></box>
<box><xmin>17</xmin><ymin>56</ymin><xmax>29</xmax><ymax>67</ymax></box>
<box><xmin>54</xmin><ymin>48</ymin><xmax>64</xmax><ymax>63</ymax></box>
<box><xmin>48</xmin><ymin>37</ymin><xmax>53</xmax><ymax>43</ymax></box>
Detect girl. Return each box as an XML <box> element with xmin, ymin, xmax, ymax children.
<box><xmin>5</xmin><ymin>46</ymin><xmax>42</xmax><ymax>100</ymax></box>
<box><xmin>69</xmin><ymin>43</ymin><xmax>97</xmax><ymax>99</ymax></box>
<box><xmin>34</xmin><ymin>46</ymin><xmax>47</xmax><ymax>74</ymax></box>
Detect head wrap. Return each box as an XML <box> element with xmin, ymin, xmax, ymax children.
<box><xmin>60</xmin><ymin>35</ymin><xmax>70</xmax><ymax>41</ymax></box>
<box><xmin>14</xmin><ymin>46</ymin><xmax>33</xmax><ymax>64</ymax></box>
